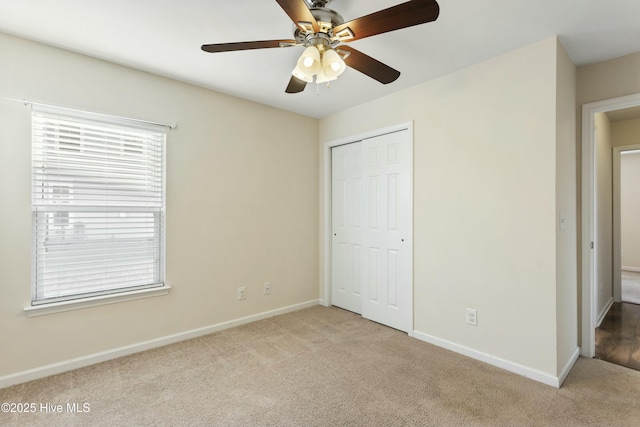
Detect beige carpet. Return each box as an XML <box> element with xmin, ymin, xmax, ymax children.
<box><xmin>1</xmin><ymin>306</ymin><xmax>640</xmax><ymax>426</ymax></box>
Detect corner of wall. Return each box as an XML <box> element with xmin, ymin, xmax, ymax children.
<box><xmin>555</xmin><ymin>38</ymin><xmax>579</xmax><ymax>376</ymax></box>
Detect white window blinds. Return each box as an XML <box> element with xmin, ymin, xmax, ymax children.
<box><xmin>31</xmin><ymin>108</ymin><xmax>166</xmax><ymax>305</ymax></box>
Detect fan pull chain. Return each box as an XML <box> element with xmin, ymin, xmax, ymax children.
<box><xmin>315</xmin><ymin>82</ymin><xmax>332</xmax><ymax>96</ymax></box>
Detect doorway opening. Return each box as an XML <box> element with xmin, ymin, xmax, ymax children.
<box><xmin>595</xmin><ymin>145</ymin><xmax>640</xmax><ymax>370</ymax></box>
<box><xmin>617</xmin><ymin>147</ymin><xmax>640</xmax><ymax>305</ymax></box>
<box><xmin>583</xmin><ymin>94</ymin><xmax>640</xmax><ymax>370</ymax></box>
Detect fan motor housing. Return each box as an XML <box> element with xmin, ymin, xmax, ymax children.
<box><xmin>293</xmin><ymin>6</ymin><xmax>345</xmax><ymax>44</ymax></box>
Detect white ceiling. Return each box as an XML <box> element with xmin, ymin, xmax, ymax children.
<box><xmin>2</xmin><ymin>0</ymin><xmax>640</xmax><ymax>118</ymax></box>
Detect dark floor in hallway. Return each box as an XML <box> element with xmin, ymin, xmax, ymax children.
<box><xmin>595</xmin><ymin>302</ymin><xmax>640</xmax><ymax>371</ymax></box>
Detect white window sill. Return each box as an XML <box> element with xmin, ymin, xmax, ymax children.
<box><xmin>24</xmin><ymin>285</ymin><xmax>171</xmax><ymax>317</ymax></box>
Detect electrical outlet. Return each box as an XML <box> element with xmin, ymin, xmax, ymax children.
<box><xmin>466</xmin><ymin>308</ymin><xmax>477</xmax><ymax>326</ymax></box>
<box><xmin>237</xmin><ymin>286</ymin><xmax>246</xmax><ymax>300</ymax></box>
<box><xmin>263</xmin><ymin>282</ymin><xmax>271</xmax><ymax>295</ymax></box>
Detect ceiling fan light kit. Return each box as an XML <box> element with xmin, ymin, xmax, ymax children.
<box><xmin>292</xmin><ymin>44</ymin><xmax>345</xmax><ymax>84</ymax></box>
<box><xmin>201</xmin><ymin>0</ymin><xmax>440</xmax><ymax>94</ymax></box>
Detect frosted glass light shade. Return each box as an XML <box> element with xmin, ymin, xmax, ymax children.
<box><xmin>315</xmin><ymin>69</ymin><xmax>337</xmax><ymax>84</ymax></box>
<box><xmin>322</xmin><ymin>49</ymin><xmax>345</xmax><ymax>80</ymax></box>
<box><xmin>292</xmin><ymin>66</ymin><xmax>314</xmax><ymax>83</ymax></box>
<box><xmin>296</xmin><ymin>46</ymin><xmax>321</xmax><ymax>75</ymax></box>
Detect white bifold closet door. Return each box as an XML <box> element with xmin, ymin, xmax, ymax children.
<box><xmin>331</xmin><ymin>129</ymin><xmax>412</xmax><ymax>333</ymax></box>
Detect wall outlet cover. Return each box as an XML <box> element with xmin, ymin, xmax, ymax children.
<box><xmin>466</xmin><ymin>308</ymin><xmax>477</xmax><ymax>326</ymax></box>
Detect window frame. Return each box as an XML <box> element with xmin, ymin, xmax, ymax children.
<box><xmin>27</xmin><ymin>105</ymin><xmax>170</xmax><ymax>316</ymax></box>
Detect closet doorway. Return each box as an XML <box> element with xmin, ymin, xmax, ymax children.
<box><xmin>326</xmin><ymin>124</ymin><xmax>413</xmax><ymax>334</ymax></box>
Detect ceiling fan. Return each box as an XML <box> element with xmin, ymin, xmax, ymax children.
<box><xmin>201</xmin><ymin>0</ymin><xmax>440</xmax><ymax>93</ymax></box>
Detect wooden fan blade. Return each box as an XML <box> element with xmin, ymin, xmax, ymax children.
<box><xmin>286</xmin><ymin>75</ymin><xmax>307</xmax><ymax>93</ymax></box>
<box><xmin>275</xmin><ymin>0</ymin><xmax>320</xmax><ymax>32</ymax></box>
<box><xmin>201</xmin><ymin>40</ymin><xmax>297</xmax><ymax>53</ymax></box>
<box><xmin>338</xmin><ymin>46</ymin><xmax>400</xmax><ymax>84</ymax></box>
<box><xmin>332</xmin><ymin>0</ymin><xmax>439</xmax><ymax>42</ymax></box>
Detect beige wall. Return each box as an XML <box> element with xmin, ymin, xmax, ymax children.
<box><xmin>320</xmin><ymin>37</ymin><xmax>573</xmax><ymax>378</ymax></box>
<box><xmin>577</xmin><ymin>52</ymin><xmax>640</xmax><ymax>107</ymax></box>
<box><xmin>555</xmin><ymin>40</ymin><xmax>578</xmax><ymax>375</ymax></box>
<box><xmin>620</xmin><ymin>152</ymin><xmax>640</xmax><ymax>269</ymax></box>
<box><xmin>594</xmin><ymin>112</ymin><xmax>614</xmax><ymax>316</ymax></box>
<box><xmin>612</xmin><ymin>117</ymin><xmax>640</xmax><ymax>147</ymax></box>
<box><xmin>0</xmin><ymin>33</ymin><xmax>319</xmax><ymax>378</ymax></box>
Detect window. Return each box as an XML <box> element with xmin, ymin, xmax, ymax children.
<box><xmin>31</xmin><ymin>107</ymin><xmax>166</xmax><ymax>305</ymax></box>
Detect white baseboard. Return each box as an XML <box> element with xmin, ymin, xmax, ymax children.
<box><xmin>319</xmin><ymin>298</ymin><xmax>329</xmax><ymax>307</ymax></box>
<box><xmin>0</xmin><ymin>299</ymin><xmax>319</xmax><ymax>389</ymax></box>
<box><xmin>596</xmin><ymin>297</ymin><xmax>614</xmax><ymax>328</ymax></box>
<box><xmin>413</xmin><ymin>330</ymin><xmax>566</xmax><ymax>388</ymax></box>
<box><xmin>622</xmin><ymin>266</ymin><xmax>640</xmax><ymax>272</ymax></box>
<box><xmin>558</xmin><ymin>348</ymin><xmax>580</xmax><ymax>387</ymax></box>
